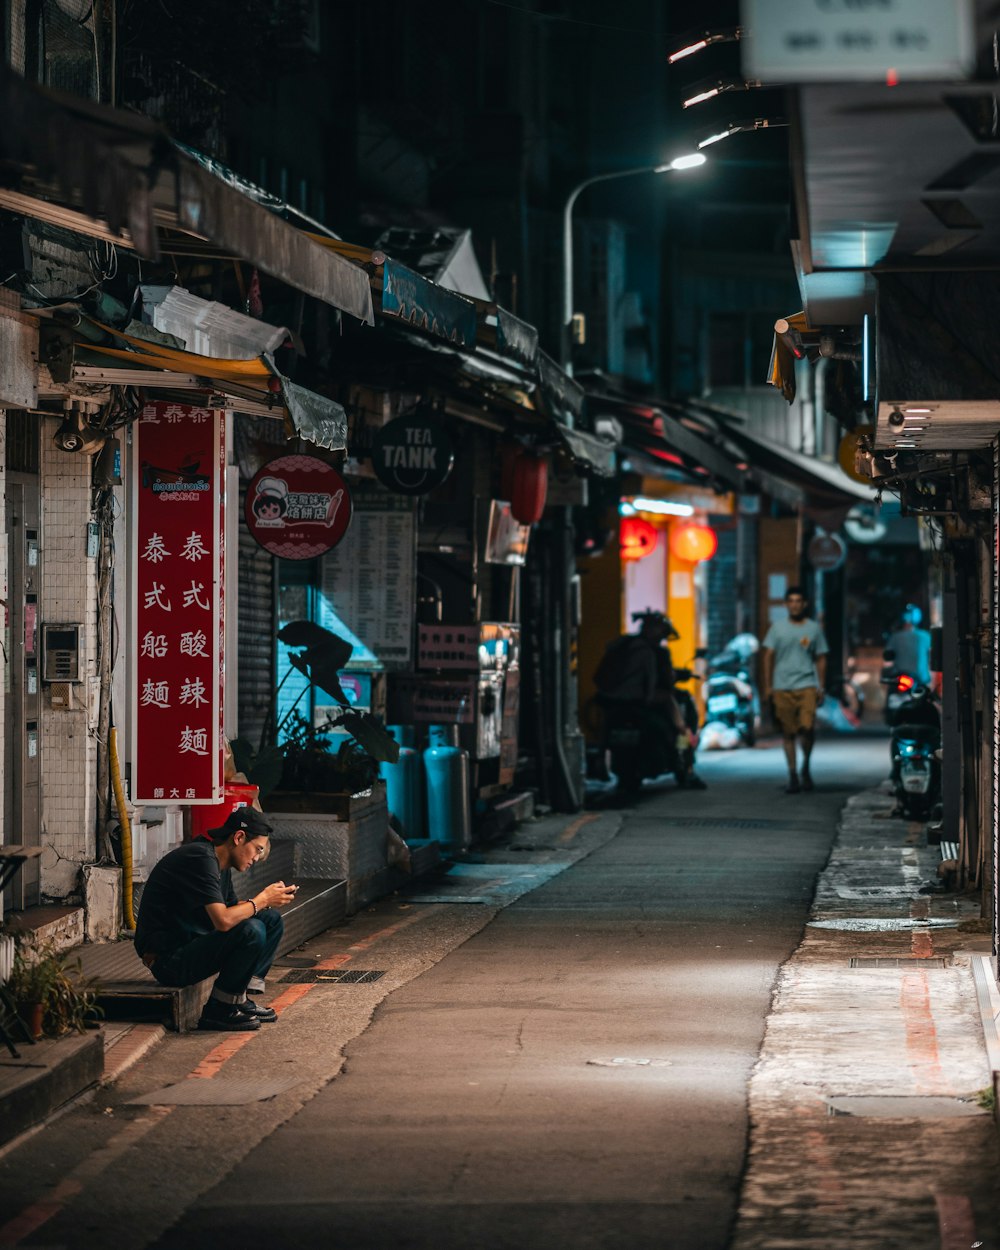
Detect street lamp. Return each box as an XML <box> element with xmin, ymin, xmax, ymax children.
<box><xmin>697</xmin><ymin>117</ymin><xmax>787</xmax><ymax>149</ymax></box>
<box><xmin>561</xmin><ymin>152</ymin><xmax>706</xmax><ymax>372</ymax></box>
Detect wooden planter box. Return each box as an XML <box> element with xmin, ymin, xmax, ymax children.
<box><xmin>266</xmin><ymin>783</ymin><xmax>390</xmax><ymax>915</ymax></box>
<box><xmin>267</xmin><ymin>786</ymin><xmax>379</xmax><ymax>821</ymax></box>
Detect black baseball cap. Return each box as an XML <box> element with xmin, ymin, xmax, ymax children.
<box><xmin>208</xmin><ymin>806</ymin><xmax>274</xmax><ymax>842</ymax></box>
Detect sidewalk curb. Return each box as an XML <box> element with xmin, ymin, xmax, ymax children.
<box><xmin>101</xmin><ymin>1024</ymin><xmax>166</xmax><ymax>1086</ymax></box>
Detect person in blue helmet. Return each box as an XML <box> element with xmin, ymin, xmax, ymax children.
<box><xmin>887</xmin><ymin>604</ymin><xmax>932</xmax><ymax>686</ymax></box>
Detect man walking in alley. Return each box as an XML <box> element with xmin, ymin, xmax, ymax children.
<box><xmin>135</xmin><ymin>807</ymin><xmax>297</xmax><ymax>1031</ymax></box>
<box><xmin>761</xmin><ymin>586</ymin><xmax>828</xmax><ymax>794</ymax></box>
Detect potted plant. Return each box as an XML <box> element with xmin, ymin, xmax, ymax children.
<box><xmin>231</xmin><ymin>621</ymin><xmax>399</xmax><ymax>810</ymax></box>
<box><xmin>7</xmin><ymin>934</ymin><xmax>102</xmax><ymax>1039</ymax></box>
<box><xmin>264</xmin><ymin>711</ymin><xmax>382</xmax><ymax>816</ymax></box>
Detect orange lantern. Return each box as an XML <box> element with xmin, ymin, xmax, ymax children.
<box><xmin>510</xmin><ymin>452</ymin><xmax>548</xmax><ymax>524</ymax></box>
<box><xmin>620</xmin><ymin>515</ymin><xmax>658</xmax><ymax>561</ymax></box>
<box><xmin>669</xmin><ymin>523</ymin><xmax>718</xmax><ymax>563</ymax></box>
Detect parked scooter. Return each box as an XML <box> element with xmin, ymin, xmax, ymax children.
<box><xmin>603</xmin><ymin>702</ymin><xmax>700</xmax><ymax>797</ymax></box>
<box><xmin>703</xmin><ymin>633</ymin><xmax>760</xmax><ymax>746</ymax></box>
<box><xmin>882</xmin><ymin>657</ymin><xmax>941</xmax><ymax>819</ymax></box>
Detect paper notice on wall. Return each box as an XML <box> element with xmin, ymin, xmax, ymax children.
<box><xmin>768</xmin><ymin>573</ymin><xmax>788</xmax><ymax>601</ymax></box>
<box><xmin>670</xmin><ymin>571</ymin><xmax>693</xmax><ymax>600</ymax></box>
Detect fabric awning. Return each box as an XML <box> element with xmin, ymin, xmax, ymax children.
<box><xmin>0</xmin><ymin>64</ymin><xmax>373</xmax><ymax>325</ymax></box>
<box><xmin>767</xmin><ymin>311</ymin><xmax>821</xmax><ymax>404</ymax></box>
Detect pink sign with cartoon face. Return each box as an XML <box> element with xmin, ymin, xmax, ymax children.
<box><xmin>244</xmin><ymin>455</ymin><xmax>353</xmax><ymax>560</ymax></box>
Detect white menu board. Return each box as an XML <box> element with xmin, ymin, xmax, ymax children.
<box><xmin>319</xmin><ymin>495</ymin><xmax>415</xmax><ymax>670</ymax></box>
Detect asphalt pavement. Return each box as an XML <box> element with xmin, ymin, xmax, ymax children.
<box><xmin>0</xmin><ymin>733</ymin><xmax>996</xmax><ymax>1250</ymax></box>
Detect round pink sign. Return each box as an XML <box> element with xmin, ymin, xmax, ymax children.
<box><xmin>245</xmin><ymin>455</ymin><xmax>352</xmax><ymax>560</ymax></box>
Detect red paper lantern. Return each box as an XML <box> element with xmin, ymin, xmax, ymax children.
<box><xmin>620</xmin><ymin>515</ymin><xmax>658</xmax><ymax>561</ymax></box>
<box><xmin>669</xmin><ymin>523</ymin><xmax>718</xmax><ymax>563</ymax></box>
<box><xmin>510</xmin><ymin>452</ymin><xmax>548</xmax><ymax>524</ymax></box>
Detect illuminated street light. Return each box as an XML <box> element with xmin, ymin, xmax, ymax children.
<box><xmin>682</xmin><ymin>77</ymin><xmax>764</xmax><ymax>109</ymax></box>
<box><xmin>698</xmin><ymin>117</ymin><xmax>787</xmax><ymax>149</ymax></box>
<box><xmin>561</xmin><ymin>153</ymin><xmax>707</xmax><ymax>372</ymax></box>
<box><xmin>669</xmin><ymin>26</ymin><xmax>743</xmax><ymax>65</ymax></box>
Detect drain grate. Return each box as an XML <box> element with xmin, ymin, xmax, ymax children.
<box><xmin>278</xmin><ymin>968</ymin><xmax>385</xmax><ymax>984</ymax></box>
<box><xmin>850</xmin><ymin>957</ymin><xmax>948</xmax><ymax>969</ymax></box>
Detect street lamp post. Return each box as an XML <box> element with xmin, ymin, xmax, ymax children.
<box><xmin>560</xmin><ymin>152</ymin><xmax>706</xmax><ymax>373</ymax></box>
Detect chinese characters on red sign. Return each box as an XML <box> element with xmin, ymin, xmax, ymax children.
<box><xmin>131</xmin><ymin>401</ymin><xmax>224</xmax><ymax>803</ymax></box>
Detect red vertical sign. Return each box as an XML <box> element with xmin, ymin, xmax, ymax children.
<box><xmin>132</xmin><ymin>401</ymin><xmax>225</xmax><ymax>803</ymax></box>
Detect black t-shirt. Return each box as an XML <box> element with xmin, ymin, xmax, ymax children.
<box><xmin>135</xmin><ymin>840</ymin><xmax>237</xmax><ymax>957</ymax></box>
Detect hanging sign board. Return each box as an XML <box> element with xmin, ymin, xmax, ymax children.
<box><xmin>245</xmin><ymin>454</ymin><xmax>352</xmax><ymax>559</ymax></box>
<box><xmin>371</xmin><ymin>414</ymin><xmax>455</xmax><ymax>496</ymax></box>
<box><xmin>132</xmin><ymin>401</ymin><xmax>225</xmax><ymax>803</ymax></box>
<box><xmin>808</xmin><ymin>531</ymin><xmax>848</xmax><ymax>573</ymax></box>
<box><xmin>741</xmin><ymin>0</ymin><xmax>974</xmax><ymax>83</ymax></box>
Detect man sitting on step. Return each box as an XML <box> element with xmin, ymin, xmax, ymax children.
<box><xmin>135</xmin><ymin>807</ymin><xmax>297</xmax><ymax>1032</ymax></box>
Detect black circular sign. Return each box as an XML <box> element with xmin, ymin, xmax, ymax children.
<box><xmin>371</xmin><ymin>415</ymin><xmax>455</xmax><ymax>496</ymax></box>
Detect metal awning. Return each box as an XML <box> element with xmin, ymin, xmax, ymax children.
<box><xmin>0</xmin><ymin>64</ymin><xmax>373</xmax><ymax>325</ymax></box>
<box><xmin>37</xmin><ymin>316</ymin><xmax>347</xmax><ymax>449</ymax></box>
<box><xmin>709</xmin><ymin>415</ymin><xmax>874</xmax><ymax>511</ymax></box>
<box><xmin>550</xmin><ymin>425</ymin><xmax>617</xmax><ymax>478</ymax></box>
<box><xmin>583</xmin><ymin>381</ymin><xmax>745</xmax><ymax>489</ymax></box>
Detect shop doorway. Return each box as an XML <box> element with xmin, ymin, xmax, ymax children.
<box><xmin>3</xmin><ymin>412</ymin><xmax>41</xmax><ymax>911</ymax></box>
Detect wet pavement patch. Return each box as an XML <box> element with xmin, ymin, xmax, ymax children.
<box><xmin>129</xmin><ymin>1077</ymin><xmax>301</xmax><ymax>1105</ymax></box>
<box><xmin>655</xmin><ymin>817</ymin><xmax>799</xmax><ymax>830</ymax></box>
<box><xmin>824</xmin><ymin>1095</ymin><xmax>987</xmax><ymax>1118</ymax></box>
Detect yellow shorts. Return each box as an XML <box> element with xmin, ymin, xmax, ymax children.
<box><xmin>772</xmin><ymin>687</ymin><xmax>819</xmax><ymax>735</ymax></box>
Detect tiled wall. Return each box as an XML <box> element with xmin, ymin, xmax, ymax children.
<box><xmin>39</xmin><ymin>420</ymin><xmax>99</xmax><ymax>899</ymax></box>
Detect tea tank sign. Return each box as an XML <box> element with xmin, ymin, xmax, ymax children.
<box><xmin>245</xmin><ymin>454</ymin><xmax>352</xmax><ymax>560</ymax></box>
<box><xmin>372</xmin><ymin>414</ymin><xmax>454</xmax><ymax>495</ymax></box>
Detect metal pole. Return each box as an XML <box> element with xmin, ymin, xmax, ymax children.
<box><xmin>560</xmin><ymin>164</ymin><xmax>674</xmax><ymax>374</ymax></box>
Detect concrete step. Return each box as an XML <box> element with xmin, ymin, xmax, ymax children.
<box><xmin>78</xmin><ymin>877</ymin><xmax>347</xmax><ymax>1031</ymax></box>
<box><xmin>2</xmin><ymin>904</ymin><xmax>85</xmax><ymax>953</ymax></box>
<box><xmin>0</xmin><ymin>1030</ymin><xmax>104</xmax><ymax>1150</ymax></box>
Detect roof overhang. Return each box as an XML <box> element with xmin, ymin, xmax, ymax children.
<box><xmin>0</xmin><ymin>64</ymin><xmax>373</xmax><ymax>325</ymax></box>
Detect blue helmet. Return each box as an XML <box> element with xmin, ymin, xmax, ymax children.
<box><xmin>901</xmin><ymin>603</ymin><xmax>922</xmax><ymax>626</ymax></box>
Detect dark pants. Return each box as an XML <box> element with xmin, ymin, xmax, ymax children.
<box><xmin>151</xmin><ymin>909</ymin><xmax>283</xmax><ymax>997</ymax></box>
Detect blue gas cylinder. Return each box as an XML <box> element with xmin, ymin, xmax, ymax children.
<box><xmin>380</xmin><ymin>725</ymin><xmax>424</xmax><ymax>840</ymax></box>
<box><xmin>424</xmin><ymin>724</ymin><xmax>471</xmax><ymax>852</ymax></box>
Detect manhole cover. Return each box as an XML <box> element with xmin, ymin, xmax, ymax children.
<box><xmin>278</xmin><ymin>968</ymin><xmax>385</xmax><ymax>984</ymax></box>
<box><xmin>850</xmin><ymin>957</ymin><xmax>949</xmax><ymax>968</ymax></box>
<box><xmin>129</xmin><ymin>1077</ymin><xmax>301</xmax><ymax>1106</ymax></box>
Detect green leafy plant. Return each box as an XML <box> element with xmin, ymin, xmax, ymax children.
<box><xmin>231</xmin><ymin>621</ymin><xmax>398</xmax><ymax>799</ymax></box>
<box><xmin>277</xmin><ymin>712</ymin><xmax>380</xmax><ymax>795</ymax></box>
<box><xmin>8</xmin><ymin>935</ymin><xmax>102</xmax><ymax>1037</ymax></box>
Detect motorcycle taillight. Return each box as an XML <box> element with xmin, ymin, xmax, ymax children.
<box><xmin>897</xmin><ymin>674</ymin><xmax>914</xmax><ymax>692</ymax></box>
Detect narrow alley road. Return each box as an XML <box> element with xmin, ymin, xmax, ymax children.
<box><xmin>0</xmin><ymin>739</ymin><xmax>888</xmax><ymax>1250</ymax></box>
